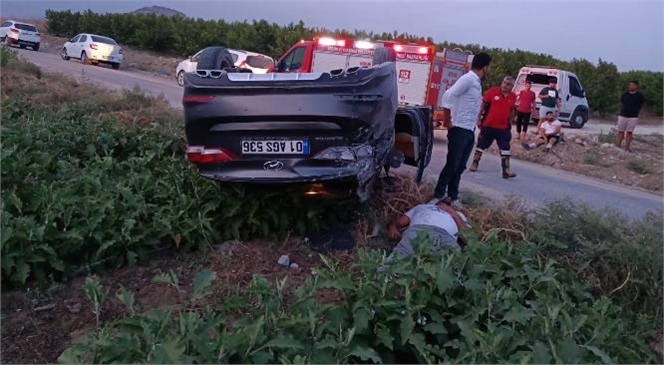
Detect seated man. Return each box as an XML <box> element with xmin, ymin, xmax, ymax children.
<box><xmin>522</xmin><ymin>111</ymin><xmax>562</xmax><ymax>152</ymax></box>
<box><xmin>382</xmin><ymin>197</ymin><xmax>469</xmax><ymax>266</ymax></box>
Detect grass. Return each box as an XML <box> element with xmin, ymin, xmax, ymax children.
<box><xmin>598</xmin><ymin>128</ymin><xmax>617</xmax><ymax>144</ymax></box>
<box><xmin>583</xmin><ymin>152</ymin><xmax>600</xmax><ymax>165</ymax></box>
<box><xmin>628</xmin><ymin>159</ymin><xmax>651</xmax><ymax>174</ymax></box>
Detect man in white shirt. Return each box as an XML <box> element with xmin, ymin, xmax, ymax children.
<box><xmin>383</xmin><ymin>197</ymin><xmax>470</xmax><ymax>266</ymax></box>
<box><xmin>433</xmin><ymin>52</ymin><xmax>492</xmax><ymax>205</ymax></box>
<box><xmin>522</xmin><ymin>111</ymin><xmax>562</xmax><ymax>152</ymax></box>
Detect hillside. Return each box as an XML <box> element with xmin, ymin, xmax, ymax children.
<box><xmin>129</xmin><ymin>5</ymin><xmax>185</xmax><ymax>18</ymax></box>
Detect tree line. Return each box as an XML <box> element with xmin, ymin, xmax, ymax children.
<box><xmin>45</xmin><ymin>9</ymin><xmax>662</xmax><ymax>117</ymax></box>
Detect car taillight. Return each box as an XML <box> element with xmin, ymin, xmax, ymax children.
<box><xmin>186</xmin><ymin>146</ymin><xmax>237</xmax><ymax>164</ymax></box>
<box><xmin>90</xmin><ymin>43</ymin><xmax>98</xmax><ymax>50</ymax></box>
<box><xmin>182</xmin><ymin>95</ymin><xmax>215</xmax><ymax>104</ymax></box>
<box><xmin>9</xmin><ymin>28</ymin><xmax>18</xmax><ymax>33</ymax></box>
<box><xmin>118</xmin><ymin>48</ymin><xmax>123</xmax><ymax>54</ymax></box>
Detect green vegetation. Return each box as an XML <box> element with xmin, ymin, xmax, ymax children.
<box><xmin>60</xmin><ymin>240</ymin><xmax>658</xmax><ymax>364</ymax></box>
<box><xmin>44</xmin><ymin>9</ymin><xmax>664</xmax><ymax>117</ymax></box>
<box><xmin>627</xmin><ymin>159</ymin><xmax>650</xmax><ymax>174</ymax></box>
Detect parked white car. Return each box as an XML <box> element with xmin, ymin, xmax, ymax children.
<box><xmin>61</xmin><ymin>33</ymin><xmax>124</xmax><ymax>69</ymax></box>
<box><xmin>0</xmin><ymin>20</ymin><xmax>41</xmax><ymax>51</ymax></box>
<box><xmin>176</xmin><ymin>48</ymin><xmax>275</xmax><ymax>86</ymax></box>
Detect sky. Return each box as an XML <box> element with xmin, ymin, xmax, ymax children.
<box><xmin>2</xmin><ymin>0</ymin><xmax>663</xmax><ymax>72</ymax></box>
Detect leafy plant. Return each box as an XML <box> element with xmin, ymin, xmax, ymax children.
<box><xmin>83</xmin><ymin>276</ymin><xmax>108</xmax><ymax>329</ymax></box>
<box><xmin>59</xmin><ymin>239</ymin><xmax>657</xmax><ymax>364</ymax></box>
<box><xmin>627</xmin><ymin>159</ymin><xmax>650</xmax><ymax>174</ymax></box>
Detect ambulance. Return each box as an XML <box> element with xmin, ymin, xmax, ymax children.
<box><xmin>273</xmin><ymin>36</ymin><xmax>474</xmax><ymax>127</ymax></box>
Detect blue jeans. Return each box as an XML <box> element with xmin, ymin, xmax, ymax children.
<box><xmin>434</xmin><ymin>127</ymin><xmax>475</xmax><ymax>199</ymax></box>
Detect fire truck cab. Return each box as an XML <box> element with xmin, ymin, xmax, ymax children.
<box><xmin>273</xmin><ymin>36</ymin><xmax>473</xmax><ymax>127</ymax></box>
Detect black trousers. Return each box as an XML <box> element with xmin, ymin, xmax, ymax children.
<box><xmin>515</xmin><ymin>111</ymin><xmax>531</xmax><ymax>133</ymax></box>
<box><xmin>434</xmin><ymin>127</ymin><xmax>475</xmax><ymax>200</ymax></box>
<box><xmin>476</xmin><ymin>127</ymin><xmax>512</xmax><ymax>154</ymax></box>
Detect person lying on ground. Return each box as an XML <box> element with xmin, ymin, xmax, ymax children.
<box><xmin>522</xmin><ymin>111</ymin><xmax>562</xmax><ymax>152</ymax></box>
<box><xmin>382</xmin><ymin>197</ymin><xmax>470</xmax><ymax>267</ymax></box>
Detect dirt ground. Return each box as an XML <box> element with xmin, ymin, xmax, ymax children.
<box><xmin>484</xmin><ymin>130</ymin><xmax>664</xmax><ymax>192</ymax></box>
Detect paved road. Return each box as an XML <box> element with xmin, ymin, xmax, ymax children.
<box><xmin>13</xmin><ymin>48</ymin><xmax>663</xmax><ymax>220</ymax></box>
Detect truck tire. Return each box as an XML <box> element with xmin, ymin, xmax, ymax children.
<box><xmin>372</xmin><ymin>46</ymin><xmax>397</xmax><ymax>65</ymax></box>
<box><xmin>569</xmin><ymin>108</ymin><xmax>588</xmax><ymax>129</ymax></box>
<box><xmin>195</xmin><ymin>46</ymin><xmax>235</xmax><ymax>71</ymax></box>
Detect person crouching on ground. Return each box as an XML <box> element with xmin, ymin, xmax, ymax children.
<box><xmin>382</xmin><ymin>197</ymin><xmax>469</xmax><ymax>267</ymax></box>
<box><xmin>522</xmin><ymin>111</ymin><xmax>562</xmax><ymax>152</ymax></box>
<box><xmin>469</xmin><ymin>76</ymin><xmax>518</xmax><ymax>179</ymax></box>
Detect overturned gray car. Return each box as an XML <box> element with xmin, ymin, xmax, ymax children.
<box><xmin>182</xmin><ymin>46</ymin><xmax>434</xmax><ymax>201</ymax></box>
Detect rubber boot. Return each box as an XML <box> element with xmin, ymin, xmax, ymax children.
<box><xmin>501</xmin><ymin>156</ymin><xmax>517</xmax><ymax>179</ymax></box>
<box><xmin>469</xmin><ymin>149</ymin><xmax>483</xmax><ymax>172</ymax></box>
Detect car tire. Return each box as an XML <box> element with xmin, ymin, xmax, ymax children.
<box><xmin>177</xmin><ymin>70</ymin><xmax>185</xmax><ymax>86</ymax></box>
<box><xmin>195</xmin><ymin>46</ymin><xmax>235</xmax><ymax>71</ymax></box>
<box><xmin>111</xmin><ymin>62</ymin><xmax>120</xmax><ymax>70</ymax></box>
<box><xmin>372</xmin><ymin>46</ymin><xmax>397</xmax><ymax>65</ymax></box>
<box><xmin>61</xmin><ymin>48</ymin><xmax>70</xmax><ymax>60</ymax></box>
<box><xmin>81</xmin><ymin>52</ymin><xmax>90</xmax><ymax>65</ymax></box>
<box><xmin>33</xmin><ymin>43</ymin><xmax>39</xmax><ymax>52</ymax></box>
<box><xmin>569</xmin><ymin>108</ymin><xmax>588</xmax><ymax>129</ymax></box>
<box><xmin>19</xmin><ymin>44</ymin><xmax>26</xmax><ymax>49</ymax></box>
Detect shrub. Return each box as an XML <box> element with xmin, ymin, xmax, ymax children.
<box><xmin>59</xmin><ymin>239</ymin><xmax>657</xmax><ymax>364</ymax></box>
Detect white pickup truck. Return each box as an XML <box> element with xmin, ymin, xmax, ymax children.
<box><xmin>513</xmin><ymin>65</ymin><xmax>590</xmax><ymax>128</ymax></box>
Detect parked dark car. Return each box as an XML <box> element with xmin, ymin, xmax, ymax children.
<box><xmin>182</xmin><ymin>46</ymin><xmax>434</xmax><ymax>201</ymax></box>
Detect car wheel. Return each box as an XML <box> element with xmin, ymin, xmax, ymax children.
<box><xmin>61</xmin><ymin>48</ymin><xmax>70</xmax><ymax>60</ymax></box>
<box><xmin>177</xmin><ymin>70</ymin><xmax>185</xmax><ymax>86</ymax></box>
<box><xmin>19</xmin><ymin>44</ymin><xmax>26</xmax><ymax>49</ymax></box>
<box><xmin>32</xmin><ymin>43</ymin><xmax>39</xmax><ymax>52</ymax></box>
<box><xmin>372</xmin><ymin>46</ymin><xmax>397</xmax><ymax>65</ymax></box>
<box><xmin>569</xmin><ymin>108</ymin><xmax>588</xmax><ymax>129</ymax></box>
<box><xmin>81</xmin><ymin>52</ymin><xmax>91</xmax><ymax>65</ymax></box>
<box><xmin>195</xmin><ymin>46</ymin><xmax>235</xmax><ymax>71</ymax></box>
<box><xmin>111</xmin><ymin>62</ymin><xmax>120</xmax><ymax>70</ymax></box>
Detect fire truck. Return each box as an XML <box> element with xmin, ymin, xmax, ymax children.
<box><xmin>272</xmin><ymin>36</ymin><xmax>474</xmax><ymax>127</ymax></box>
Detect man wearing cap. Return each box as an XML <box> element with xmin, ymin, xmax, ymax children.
<box><xmin>382</xmin><ymin>197</ymin><xmax>469</xmax><ymax>266</ymax></box>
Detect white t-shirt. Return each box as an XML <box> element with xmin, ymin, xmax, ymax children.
<box><xmin>541</xmin><ymin>119</ymin><xmax>562</xmax><ymax>135</ymax></box>
<box><xmin>404</xmin><ymin>204</ymin><xmax>459</xmax><ymax>237</ymax></box>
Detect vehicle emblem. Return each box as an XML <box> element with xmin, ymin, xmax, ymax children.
<box><xmin>263</xmin><ymin>160</ymin><xmax>284</xmax><ymax>171</ymax></box>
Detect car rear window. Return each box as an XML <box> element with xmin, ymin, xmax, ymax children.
<box><xmin>524</xmin><ymin>73</ymin><xmax>553</xmax><ymax>85</ymax></box>
<box><xmin>91</xmin><ymin>36</ymin><xmax>118</xmax><ymax>45</ymax></box>
<box><xmin>15</xmin><ymin>24</ymin><xmax>37</xmax><ymax>32</ymax></box>
<box><xmin>246</xmin><ymin>55</ymin><xmax>274</xmax><ymax>69</ymax></box>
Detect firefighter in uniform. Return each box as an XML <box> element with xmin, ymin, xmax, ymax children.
<box><xmin>469</xmin><ymin>76</ymin><xmax>518</xmax><ymax>178</ymax></box>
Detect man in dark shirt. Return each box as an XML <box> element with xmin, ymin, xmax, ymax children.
<box><xmin>536</xmin><ymin>77</ymin><xmax>561</xmax><ymax>131</ymax></box>
<box><xmin>615</xmin><ymin>81</ymin><xmax>646</xmax><ymax>152</ymax></box>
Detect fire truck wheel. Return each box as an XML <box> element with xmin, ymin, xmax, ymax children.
<box><xmin>195</xmin><ymin>46</ymin><xmax>235</xmax><ymax>71</ymax></box>
<box><xmin>372</xmin><ymin>47</ymin><xmax>397</xmax><ymax>65</ymax></box>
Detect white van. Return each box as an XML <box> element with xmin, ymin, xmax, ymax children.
<box><xmin>513</xmin><ymin>66</ymin><xmax>590</xmax><ymax>128</ymax></box>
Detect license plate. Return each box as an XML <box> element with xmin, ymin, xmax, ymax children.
<box><xmin>241</xmin><ymin>139</ymin><xmax>310</xmax><ymax>154</ymax></box>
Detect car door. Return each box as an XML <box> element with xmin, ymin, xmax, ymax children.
<box><xmin>567</xmin><ymin>73</ymin><xmax>587</xmax><ymax>111</ymax></box>
<box><xmin>275</xmin><ymin>46</ymin><xmax>307</xmax><ymax>73</ymax></box>
<box><xmin>65</xmin><ymin>35</ymin><xmax>80</xmax><ymax>56</ymax></box>
<box><xmin>393</xmin><ymin>106</ymin><xmax>434</xmax><ymax>184</ymax></box>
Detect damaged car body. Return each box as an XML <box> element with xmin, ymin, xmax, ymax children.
<box><xmin>182</xmin><ymin>46</ymin><xmax>434</xmax><ymax>202</ymax></box>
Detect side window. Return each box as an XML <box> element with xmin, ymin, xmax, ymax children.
<box><xmin>277</xmin><ymin>47</ymin><xmax>306</xmax><ymax>72</ymax></box>
<box><xmin>191</xmin><ymin>51</ymin><xmax>202</xmax><ymax>62</ymax></box>
<box><xmin>568</xmin><ymin>76</ymin><xmax>584</xmax><ymax>98</ymax></box>
<box><xmin>70</xmin><ymin>35</ymin><xmax>80</xmax><ymax>43</ymax></box>
<box><xmin>1</xmin><ymin>22</ymin><xmax>11</xmax><ymax>27</ymax></box>
<box><xmin>79</xmin><ymin>35</ymin><xmax>87</xmax><ymax>43</ymax></box>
